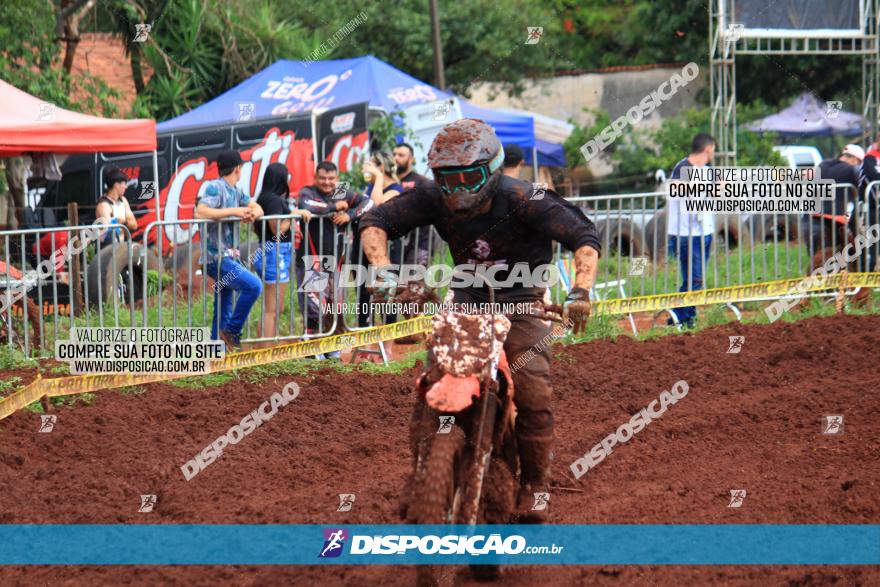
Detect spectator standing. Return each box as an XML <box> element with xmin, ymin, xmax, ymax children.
<box><xmin>666</xmin><ymin>133</ymin><xmax>716</xmax><ymax>328</ymax></box>
<box><xmin>860</xmin><ymin>137</ymin><xmax>880</xmax><ymax>271</ymax></box>
<box><xmin>296</xmin><ymin>161</ymin><xmax>372</xmax><ymax>357</ymax></box>
<box><xmin>393</xmin><ymin>143</ymin><xmax>430</xmax><ymax>190</ymax></box>
<box><xmin>359</xmin><ymin>153</ymin><xmax>404</xmax><ymax>326</ymax></box>
<box><xmin>195</xmin><ymin>150</ymin><xmax>264</xmax><ymax>350</ymax></box>
<box><xmin>393</xmin><ymin>143</ymin><xmax>435</xmax><ymax>267</ymax></box>
<box><xmin>803</xmin><ymin>144</ymin><xmax>863</xmax><ymax>268</ymax></box>
<box><xmin>502</xmin><ymin>143</ymin><xmax>525</xmax><ymax>179</ymax></box>
<box><xmin>363</xmin><ymin>152</ymin><xmax>403</xmax><ymax>205</ymax></box>
<box><xmin>253</xmin><ymin>162</ymin><xmax>302</xmax><ymax>347</ymax></box>
<box><xmin>96</xmin><ymin>167</ymin><xmax>138</xmax><ymax>244</ymax></box>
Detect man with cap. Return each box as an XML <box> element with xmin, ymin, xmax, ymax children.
<box><xmin>803</xmin><ymin>144</ymin><xmax>863</xmax><ymax>268</ymax></box>
<box><xmin>859</xmin><ymin>137</ymin><xmax>880</xmax><ymax>271</ymax></box>
<box><xmin>195</xmin><ymin>149</ymin><xmax>264</xmax><ymax>350</ymax></box>
<box><xmin>502</xmin><ymin>143</ymin><xmax>525</xmax><ymax>179</ymax></box>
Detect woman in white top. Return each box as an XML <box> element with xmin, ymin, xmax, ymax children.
<box><xmin>96</xmin><ymin>168</ymin><xmax>138</xmax><ymax>244</ymax></box>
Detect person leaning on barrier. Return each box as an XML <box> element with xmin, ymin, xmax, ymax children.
<box><xmin>96</xmin><ymin>167</ymin><xmax>138</xmax><ymax>244</ymax></box>
<box><xmin>666</xmin><ymin>133</ymin><xmax>716</xmax><ymax>329</ymax></box>
<box><xmin>803</xmin><ymin>144</ymin><xmax>863</xmax><ymax>270</ymax></box>
<box><xmin>253</xmin><ymin>162</ymin><xmax>304</xmax><ymax>348</ymax></box>
<box><xmin>295</xmin><ymin>161</ymin><xmax>372</xmax><ymax>357</ymax></box>
<box><xmin>194</xmin><ymin>149</ymin><xmax>264</xmax><ymax>351</ymax></box>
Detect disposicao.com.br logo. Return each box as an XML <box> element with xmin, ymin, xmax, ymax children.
<box><xmin>318</xmin><ymin>528</ymin><xmax>563</xmax><ymax>558</ymax></box>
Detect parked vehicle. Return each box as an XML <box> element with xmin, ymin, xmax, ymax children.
<box><xmin>773</xmin><ymin>145</ymin><xmax>823</xmax><ymax>169</ymax></box>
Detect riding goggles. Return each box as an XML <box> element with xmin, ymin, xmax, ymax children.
<box><xmin>434</xmin><ymin>164</ymin><xmax>492</xmax><ymax>195</ymax></box>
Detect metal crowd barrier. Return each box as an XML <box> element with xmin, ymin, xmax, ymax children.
<box><xmin>138</xmin><ymin>215</ymin><xmax>446</xmax><ymax>348</ymax></box>
<box><xmin>5</xmin><ymin>177</ymin><xmax>879</xmax><ymax>356</ymax></box>
<box><xmin>0</xmin><ymin>223</ymin><xmax>135</xmax><ymax>357</ymax></box>
<box><xmin>557</xmin><ymin>181</ymin><xmax>876</xmax><ymax>315</ymax></box>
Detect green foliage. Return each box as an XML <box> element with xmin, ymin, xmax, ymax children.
<box><xmin>563</xmin><ymin>109</ymin><xmax>612</xmax><ymax>170</ymax></box>
<box><xmin>0</xmin><ymin>0</ymin><xmax>119</xmax><ymax>116</ymax></box>
<box><xmin>566</xmin><ymin>102</ymin><xmax>786</xmax><ymax>192</ymax></box>
<box><xmin>220</xmin><ymin>2</ymin><xmax>324</xmax><ymax>86</ymax></box>
<box><xmin>241</xmin><ymin>359</ymin><xmax>332</xmax><ymax>383</ymax></box>
<box><xmin>274</xmin><ymin>0</ymin><xmax>567</xmax><ymax>97</ymax></box>
<box><xmin>358</xmin><ymin>350</ymin><xmax>425</xmax><ymax>375</ymax></box>
<box><xmin>45</xmin><ymin>363</ymin><xmax>71</xmax><ymax>375</ymax></box>
<box><xmin>0</xmin><ymin>346</ymin><xmax>37</xmax><ymax>371</ymax></box>
<box><xmin>25</xmin><ymin>392</ymin><xmax>98</xmax><ymax>413</ymax></box>
<box><xmin>145</xmin><ymin>269</ymin><xmax>174</xmax><ymax>297</ymax></box>
<box><xmin>118</xmin><ymin>385</ymin><xmax>147</xmax><ymax>395</ymax></box>
<box><xmin>111</xmin><ymin>0</ymin><xmax>324</xmax><ymax>120</ymax></box>
<box><xmin>0</xmin><ymin>376</ymin><xmax>23</xmax><ymax>396</ymax></box>
<box><xmin>560</xmin><ymin>313</ymin><xmax>624</xmax><ymax>345</ymax></box>
<box><xmin>168</xmin><ymin>372</ymin><xmax>235</xmax><ymax>389</ymax></box>
<box><xmin>339</xmin><ymin>111</ymin><xmax>422</xmax><ymax>193</ymax></box>
<box><xmin>1</xmin><ymin>0</ymin><xmax>863</xmax><ymax>124</ymax></box>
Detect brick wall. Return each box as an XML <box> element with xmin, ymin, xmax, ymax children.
<box><xmin>69</xmin><ymin>33</ymin><xmax>152</xmax><ymax>115</ymax></box>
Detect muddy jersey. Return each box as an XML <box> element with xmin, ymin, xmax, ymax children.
<box><xmin>359</xmin><ymin>175</ymin><xmax>601</xmax><ymax>301</ymax></box>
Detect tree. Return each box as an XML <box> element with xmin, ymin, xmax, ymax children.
<box><xmin>58</xmin><ymin>0</ymin><xmax>98</xmax><ymax>74</ymax></box>
<box><xmin>275</xmin><ymin>0</ymin><xmax>567</xmax><ymax>97</ymax></box>
<box><xmin>0</xmin><ymin>0</ymin><xmax>119</xmax><ymax>228</ymax></box>
<box><xmin>565</xmin><ymin>103</ymin><xmax>785</xmax><ymax>193</ymax></box>
<box><xmin>96</xmin><ymin>0</ymin><xmax>321</xmax><ymax>120</ymax></box>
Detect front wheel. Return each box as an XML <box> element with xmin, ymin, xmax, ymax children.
<box><xmin>407</xmin><ymin>425</ymin><xmax>465</xmax><ymax>587</ymax></box>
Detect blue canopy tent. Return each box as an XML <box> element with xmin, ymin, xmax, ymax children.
<box><xmin>526</xmin><ymin>139</ymin><xmax>567</xmax><ymax>167</ymax></box>
<box><xmin>457</xmin><ymin>101</ymin><xmax>567</xmax><ymax>169</ymax></box>
<box><xmin>157</xmin><ymin>56</ymin><xmax>562</xmax><ymax>168</ymax></box>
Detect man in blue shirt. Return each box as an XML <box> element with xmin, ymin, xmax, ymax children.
<box><xmin>195</xmin><ymin>150</ymin><xmax>264</xmax><ymax>350</ymax></box>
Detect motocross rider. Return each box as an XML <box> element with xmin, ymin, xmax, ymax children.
<box><xmin>359</xmin><ymin>118</ymin><xmax>600</xmax><ymax>522</ymax></box>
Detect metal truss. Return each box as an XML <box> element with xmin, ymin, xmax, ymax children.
<box><xmin>710</xmin><ymin>0</ymin><xmax>880</xmax><ymax>166</ymax></box>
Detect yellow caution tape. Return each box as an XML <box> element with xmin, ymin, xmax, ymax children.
<box><xmin>2</xmin><ymin>272</ymin><xmax>877</xmax><ymax>421</ymax></box>
<box><xmin>0</xmin><ymin>315</ymin><xmax>432</xmax><ymax>421</ymax></box>
<box><xmin>592</xmin><ymin>272</ymin><xmax>880</xmax><ymax>316</ymax></box>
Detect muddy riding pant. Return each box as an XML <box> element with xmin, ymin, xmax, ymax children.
<box><xmin>418</xmin><ymin>297</ymin><xmax>555</xmax><ymax>485</ymax></box>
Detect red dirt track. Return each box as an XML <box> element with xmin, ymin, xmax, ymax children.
<box><xmin>1</xmin><ymin>314</ymin><xmax>878</xmax><ymax>585</ymax></box>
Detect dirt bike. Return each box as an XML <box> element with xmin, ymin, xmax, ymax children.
<box><xmin>397</xmin><ymin>284</ymin><xmax>563</xmax><ymax>586</ymax></box>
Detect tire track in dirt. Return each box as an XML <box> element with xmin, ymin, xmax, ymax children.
<box><xmin>1</xmin><ymin>314</ymin><xmax>877</xmax><ymax>585</ymax></box>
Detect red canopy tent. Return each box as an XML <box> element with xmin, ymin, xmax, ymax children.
<box><xmin>0</xmin><ymin>79</ymin><xmax>160</xmax><ymax>218</ymax></box>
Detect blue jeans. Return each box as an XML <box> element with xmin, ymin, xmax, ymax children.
<box><xmin>205</xmin><ymin>256</ymin><xmax>263</xmax><ymax>339</ymax></box>
<box><xmin>668</xmin><ymin>235</ymin><xmax>712</xmax><ymax>324</ymax></box>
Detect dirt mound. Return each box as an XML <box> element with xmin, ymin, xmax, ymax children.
<box><xmin>1</xmin><ymin>314</ymin><xmax>878</xmax><ymax>585</ymax></box>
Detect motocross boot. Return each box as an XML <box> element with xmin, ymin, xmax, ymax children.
<box><xmin>514</xmin><ymin>436</ymin><xmax>553</xmax><ymax>523</ymax></box>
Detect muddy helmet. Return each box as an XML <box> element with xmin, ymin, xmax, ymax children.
<box><xmin>428</xmin><ymin>119</ymin><xmax>505</xmax><ymax>214</ymax></box>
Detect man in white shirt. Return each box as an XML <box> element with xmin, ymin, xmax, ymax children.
<box><xmin>666</xmin><ymin>133</ymin><xmax>716</xmax><ymax>328</ymax></box>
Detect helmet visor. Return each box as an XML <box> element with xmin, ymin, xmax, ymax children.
<box><xmin>434</xmin><ymin>165</ymin><xmax>490</xmax><ymax>195</ymax></box>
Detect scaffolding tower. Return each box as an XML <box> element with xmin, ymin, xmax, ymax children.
<box><xmin>710</xmin><ymin>0</ymin><xmax>880</xmax><ymax>166</ymax></box>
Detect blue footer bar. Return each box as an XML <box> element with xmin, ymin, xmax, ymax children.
<box><xmin>0</xmin><ymin>525</ymin><xmax>877</xmax><ymax>565</ymax></box>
